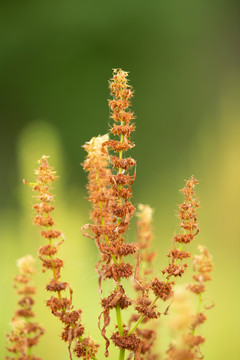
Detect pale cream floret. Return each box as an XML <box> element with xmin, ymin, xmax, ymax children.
<box><xmin>17</xmin><ymin>255</ymin><xmax>35</xmax><ymax>275</ymax></box>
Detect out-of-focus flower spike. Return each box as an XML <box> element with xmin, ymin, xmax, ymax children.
<box><xmin>5</xmin><ymin>255</ymin><xmax>44</xmax><ymax>359</ymax></box>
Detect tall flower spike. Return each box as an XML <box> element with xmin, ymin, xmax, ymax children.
<box><xmin>100</xmin><ymin>69</ymin><xmax>137</xmax><ymax>273</ymax></box>
<box><xmin>151</xmin><ymin>177</ymin><xmax>199</xmax><ymax>303</ymax></box>
<box><xmin>82</xmin><ymin>69</ymin><xmax>138</xmax><ymax>358</ymax></box>
<box><xmin>5</xmin><ymin>255</ymin><xmax>44</xmax><ymax>360</ymax></box>
<box><xmin>162</xmin><ymin>176</ymin><xmax>199</xmax><ymax>280</ymax></box>
<box><xmin>103</xmin><ymin>69</ymin><xmax>137</xmax><ymax>357</ymax></box>
<box><xmin>25</xmin><ymin>156</ymin><xmax>99</xmax><ymax>360</ymax></box>
<box><xmin>151</xmin><ymin>177</ymin><xmax>197</xmax><ymax>298</ymax></box>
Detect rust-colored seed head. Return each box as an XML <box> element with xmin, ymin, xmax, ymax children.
<box><xmin>161</xmin><ymin>177</ymin><xmax>199</xmax><ymax>281</ymax></box>
<box><xmin>81</xmin><ymin>69</ymin><xmax>138</xmax><ymax>355</ymax></box>
<box><xmin>111</xmin><ymin>330</ymin><xmax>140</xmax><ymax>352</ymax></box>
<box><xmin>105</xmin><ymin>69</ymin><xmax>136</xmax><ymax>237</ymax></box>
<box><xmin>25</xmin><ymin>156</ymin><xmax>99</xmax><ymax>359</ymax></box>
<box><xmin>151</xmin><ymin>279</ymin><xmax>175</xmax><ymax>301</ymax></box>
<box><xmin>175</xmin><ymin>176</ymin><xmax>199</xmax><ymax>244</ymax></box>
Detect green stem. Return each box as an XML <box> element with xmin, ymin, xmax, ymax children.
<box><xmin>116</xmin><ymin>302</ymin><xmax>125</xmax><ymax>360</ymax></box>
<box><xmin>116</xmin><ymin>304</ymin><xmax>124</xmax><ymax>335</ymax></box>
<box><xmin>119</xmin><ymin>348</ymin><xmax>125</xmax><ymax>360</ymax></box>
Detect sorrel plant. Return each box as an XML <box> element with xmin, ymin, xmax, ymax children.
<box><xmin>5</xmin><ymin>69</ymin><xmax>214</xmax><ymax>360</ymax></box>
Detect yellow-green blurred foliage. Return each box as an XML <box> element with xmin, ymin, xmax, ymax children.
<box><xmin>1</xmin><ymin>95</ymin><xmax>240</xmax><ymax>358</ymax></box>
<box><xmin>1</xmin><ymin>1</ymin><xmax>240</xmax><ymax>359</ymax></box>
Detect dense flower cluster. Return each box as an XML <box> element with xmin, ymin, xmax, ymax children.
<box><xmin>5</xmin><ymin>255</ymin><xmax>44</xmax><ymax>360</ymax></box>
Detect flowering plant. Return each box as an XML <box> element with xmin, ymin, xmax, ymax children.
<box><xmin>5</xmin><ymin>69</ymin><xmax>213</xmax><ymax>360</ymax></box>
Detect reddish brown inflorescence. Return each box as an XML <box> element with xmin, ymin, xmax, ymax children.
<box><xmin>24</xmin><ymin>156</ymin><xmax>99</xmax><ymax>359</ymax></box>
<box><xmin>149</xmin><ymin>177</ymin><xmax>199</xmax><ymax>306</ymax></box>
<box><xmin>162</xmin><ymin>176</ymin><xmax>199</xmax><ymax>279</ymax></box>
<box><xmin>82</xmin><ymin>69</ymin><xmax>138</xmax><ymax>356</ymax></box>
<box><xmin>5</xmin><ymin>255</ymin><xmax>44</xmax><ymax>360</ymax></box>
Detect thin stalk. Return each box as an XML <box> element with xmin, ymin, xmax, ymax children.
<box><xmin>116</xmin><ymin>304</ymin><xmax>124</xmax><ymax>335</ymax></box>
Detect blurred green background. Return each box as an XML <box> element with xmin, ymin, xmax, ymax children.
<box><xmin>1</xmin><ymin>0</ymin><xmax>240</xmax><ymax>359</ymax></box>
